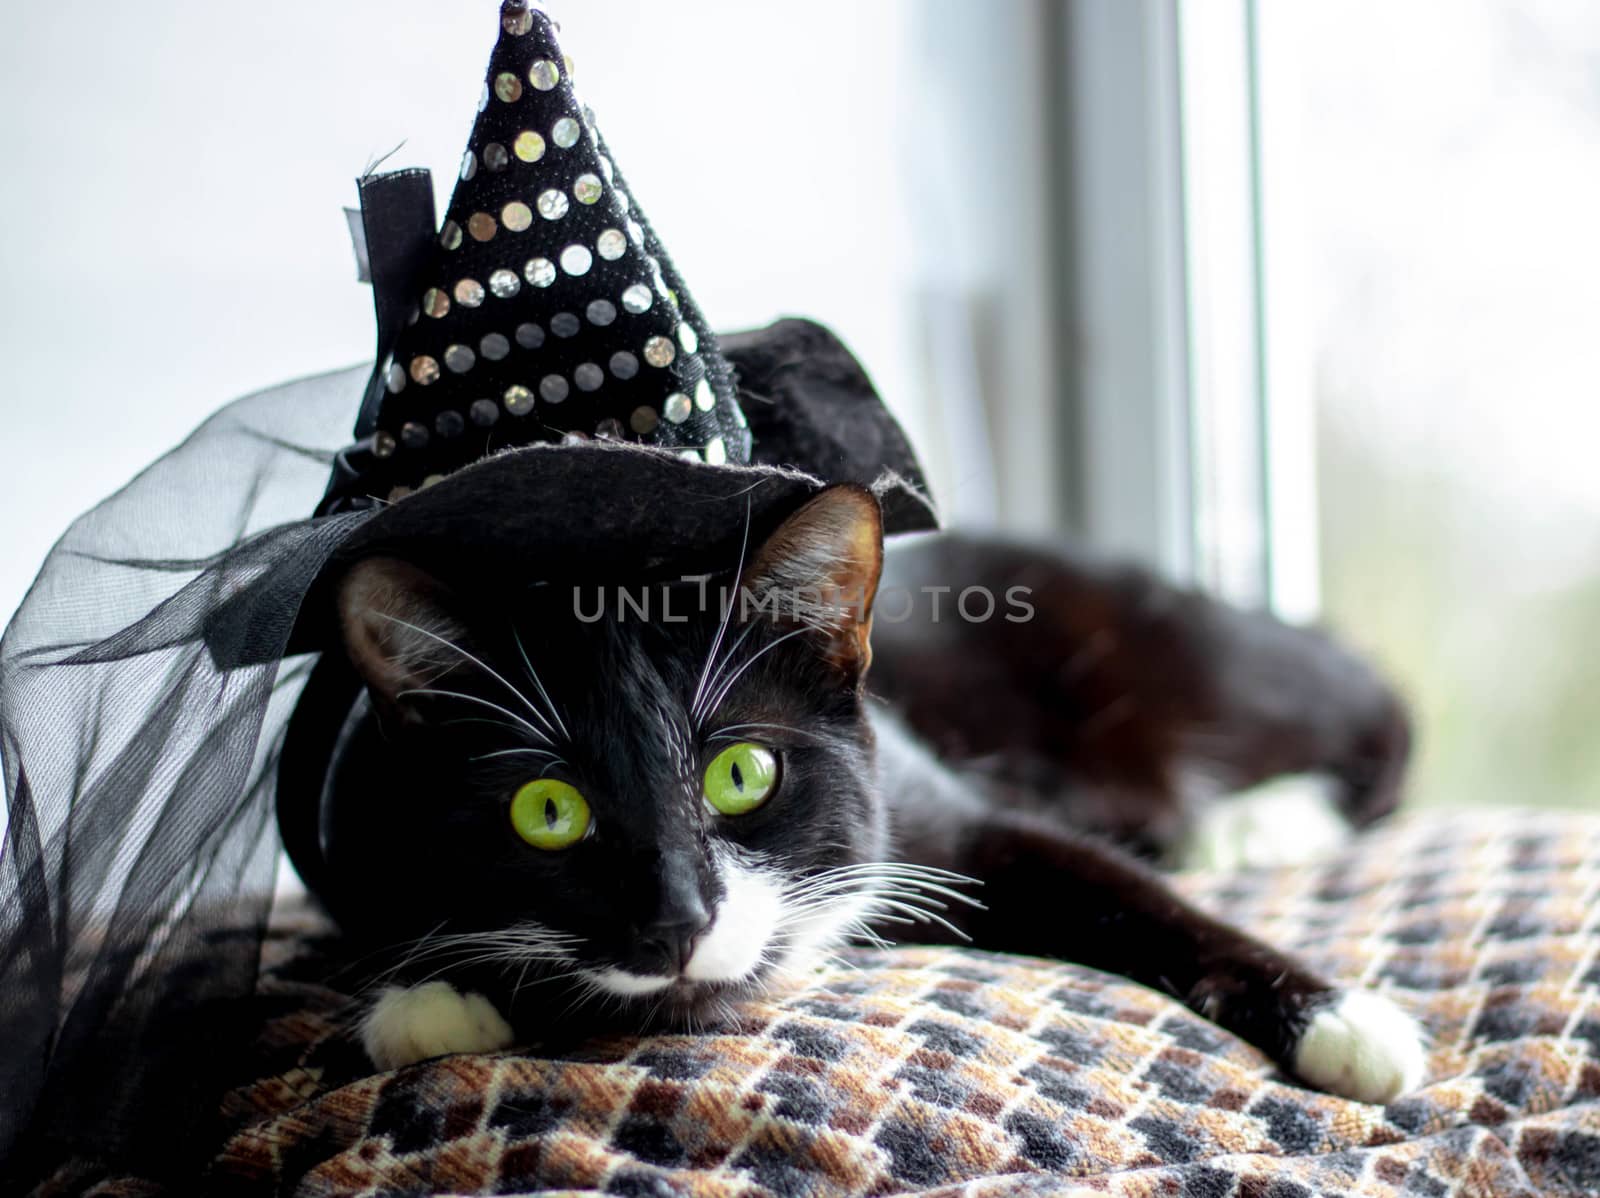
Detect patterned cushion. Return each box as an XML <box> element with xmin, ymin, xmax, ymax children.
<box><xmin>73</xmin><ymin>811</ymin><xmax>1600</xmax><ymax>1195</ymax></box>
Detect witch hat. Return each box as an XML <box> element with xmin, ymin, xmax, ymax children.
<box><xmin>332</xmin><ymin>0</ymin><xmax>748</xmax><ymax>508</ymax></box>
<box><xmin>0</xmin><ymin>1</ymin><xmax>934</xmax><ymax>1183</ymax></box>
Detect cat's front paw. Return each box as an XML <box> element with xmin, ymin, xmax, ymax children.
<box><xmin>1293</xmin><ymin>990</ymin><xmax>1426</xmax><ymax>1103</ymax></box>
<box><xmin>361</xmin><ymin>981</ymin><xmax>515</xmax><ymax>1071</ymax></box>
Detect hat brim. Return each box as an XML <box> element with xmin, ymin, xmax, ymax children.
<box><xmin>277</xmin><ymin>441</ymin><xmax>832</xmax><ymax>657</ymax></box>
<box><xmin>207</xmin><ymin>318</ymin><xmax>936</xmax><ymax>665</ymax></box>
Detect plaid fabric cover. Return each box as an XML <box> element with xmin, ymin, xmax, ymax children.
<box><xmin>66</xmin><ymin>810</ymin><xmax>1600</xmax><ymax>1196</ymax></box>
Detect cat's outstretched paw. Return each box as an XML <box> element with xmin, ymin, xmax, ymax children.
<box><xmin>1293</xmin><ymin>990</ymin><xmax>1426</xmax><ymax>1103</ymax></box>
<box><xmin>1177</xmin><ymin>774</ymin><xmax>1352</xmax><ymax>871</ymax></box>
<box><xmin>361</xmin><ymin>981</ymin><xmax>515</xmax><ymax>1071</ymax></box>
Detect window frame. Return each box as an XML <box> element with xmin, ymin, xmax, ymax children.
<box><xmin>1052</xmin><ymin>0</ymin><xmax>1319</xmax><ymax>618</ymax></box>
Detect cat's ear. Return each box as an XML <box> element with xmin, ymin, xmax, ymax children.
<box><xmin>336</xmin><ymin>556</ymin><xmax>473</xmax><ymax>718</ymax></box>
<box><xmin>741</xmin><ymin>484</ymin><xmax>885</xmax><ymax>679</ymax></box>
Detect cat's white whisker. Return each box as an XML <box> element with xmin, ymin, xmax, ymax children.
<box><xmin>844</xmin><ymin>924</ymin><xmax>893</xmax><ymax>951</ymax></box>
<box><xmin>690</xmin><ymin>497</ymin><xmax>754</xmax><ymax>723</ymax></box>
<box><xmin>512</xmin><ymin>625</ymin><xmax>570</xmax><ymax>743</ymax></box>
<box><xmin>397</xmin><ymin>686</ymin><xmax>553</xmax><ymax>745</ymax></box>
<box><xmin>356</xmin><ymin>920</ymin><xmax>454</xmax><ymax>990</ymax></box>
<box><xmin>442</xmin><ymin>714</ymin><xmax>550</xmax><ymax>744</ymax></box>
<box><xmin>642</xmin><ymin>991</ymin><xmax>670</xmax><ymax>1029</ymax></box>
<box><xmin>403</xmin><ymin>943</ymin><xmax>565</xmax><ymax>972</ymax></box>
<box><xmin>778</xmin><ymin>864</ymin><xmax>984</xmax><ymax>926</ymax></box>
<box><xmin>553</xmin><ymin>977</ymin><xmax>599</xmax><ymax>1023</ymax></box>
<box><xmin>512</xmin><ymin>964</ymin><xmax>587</xmax><ymax>1000</ymax></box>
<box><xmin>862</xmin><ymin>896</ymin><xmax>970</xmax><ymax>941</ymax></box>
<box><xmin>406</xmin><ymin>945</ymin><xmax>579</xmax><ymax>991</ymax></box>
<box><xmin>706</xmin><ymin>720</ymin><xmax>826</xmax><ymax>745</ymax></box>
<box><xmin>778</xmin><ymin>861</ymin><xmax>977</xmax><ymax>945</ymax></box>
<box><xmin>470</xmin><ymin>746</ymin><xmax>565</xmax><ymax>764</ymax></box>
<box><xmin>693</xmin><ymin>617</ymin><xmax>763</xmax><ymax>726</ymax></box>
<box><xmin>783</xmin><ymin>875</ymin><xmax>951</xmax><ymax>903</ymax></box>
<box><xmin>390</xmin><ymin>924</ymin><xmax>583</xmax><ymax>989</ymax></box>
<box><xmin>796</xmin><ymin>861</ymin><xmax>981</xmax><ymax>885</ymax></box>
<box><xmin>699</xmin><ymin>627</ymin><xmax>813</xmax><ymax>725</ymax></box>
<box><xmin>379</xmin><ymin>614</ymin><xmax>562</xmax><ymax>744</ymax></box>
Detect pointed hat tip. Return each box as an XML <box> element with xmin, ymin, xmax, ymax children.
<box><xmin>499</xmin><ymin>0</ymin><xmax>538</xmax><ymax>38</ymax></box>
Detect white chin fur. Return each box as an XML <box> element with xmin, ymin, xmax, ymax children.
<box><xmin>586</xmin><ymin>849</ymin><xmax>787</xmax><ymax>998</ymax></box>
<box><xmin>1294</xmin><ymin>990</ymin><xmax>1427</xmax><ymax>1103</ymax></box>
<box><xmin>361</xmin><ymin>981</ymin><xmax>514</xmax><ymax>1071</ymax></box>
<box><xmin>589</xmin><ymin>968</ymin><xmax>674</xmax><ymax>996</ymax></box>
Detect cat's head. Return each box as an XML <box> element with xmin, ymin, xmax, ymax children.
<box><xmin>325</xmin><ymin>483</ymin><xmax>910</xmax><ymax>1022</ymax></box>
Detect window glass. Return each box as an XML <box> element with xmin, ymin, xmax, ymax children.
<box><xmin>1294</xmin><ymin>0</ymin><xmax>1600</xmax><ymax>808</ymax></box>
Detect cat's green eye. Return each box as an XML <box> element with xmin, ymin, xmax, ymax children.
<box><xmin>510</xmin><ymin>779</ymin><xmax>591</xmax><ymax>850</ymax></box>
<box><xmin>703</xmin><ymin>742</ymin><xmax>780</xmax><ymax>816</ymax></box>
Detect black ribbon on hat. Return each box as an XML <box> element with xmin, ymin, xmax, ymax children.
<box><xmin>351</xmin><ymin>170</ymin><xmax>439</xmax><ymax>441</ymax></box>
<box><xmin>320</xmin><ymin>169</ymin><xmax>441</xmax><ymax>515</ymax></box>
<box><xmin>321</xmin><ymin>171</ymin><xmax>441</xmax><ymax>515</ymax></box>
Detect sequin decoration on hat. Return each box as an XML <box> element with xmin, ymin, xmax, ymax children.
<box><xmin>359</xmin><ymin>0</ymin><xmax>748</xmax><ymax>499</ymax></box>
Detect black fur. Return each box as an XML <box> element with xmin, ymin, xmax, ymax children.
<box><xmin>310</xmin><ymin>486</ymin><xmax>1411</xmax><ymax>1078</ymax></box>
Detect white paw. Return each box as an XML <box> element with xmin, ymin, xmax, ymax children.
<box><xmin>1176</xmin><ymin>774</ymin><xmax>1352</xmax><ymax>871</ymax></box>
<box><xmin>360</xmin><ymin>981</ymin><xmax>515</xmax><ymax>1071</ymax></box>
<box><xmin>1293</xmin><ymin>990</ymin><xmax>1426</xmax><ymax>1103</ymax></box>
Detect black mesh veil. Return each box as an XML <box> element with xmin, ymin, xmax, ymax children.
<box><xmin>0</xmin><ymin>342</ymin><xmax>933</xmax><ymax>1187</ymax></box>
<box><xmin>0</xmin><ymin>366</ymin><xmax>368</xmax><ymax>1183</ymax></box>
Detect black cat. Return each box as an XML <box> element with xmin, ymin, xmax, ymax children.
<box><xmin>297</xmin><ymin>484</ymin><xmax>1423</xmax><ymax>1103</ymax></box>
